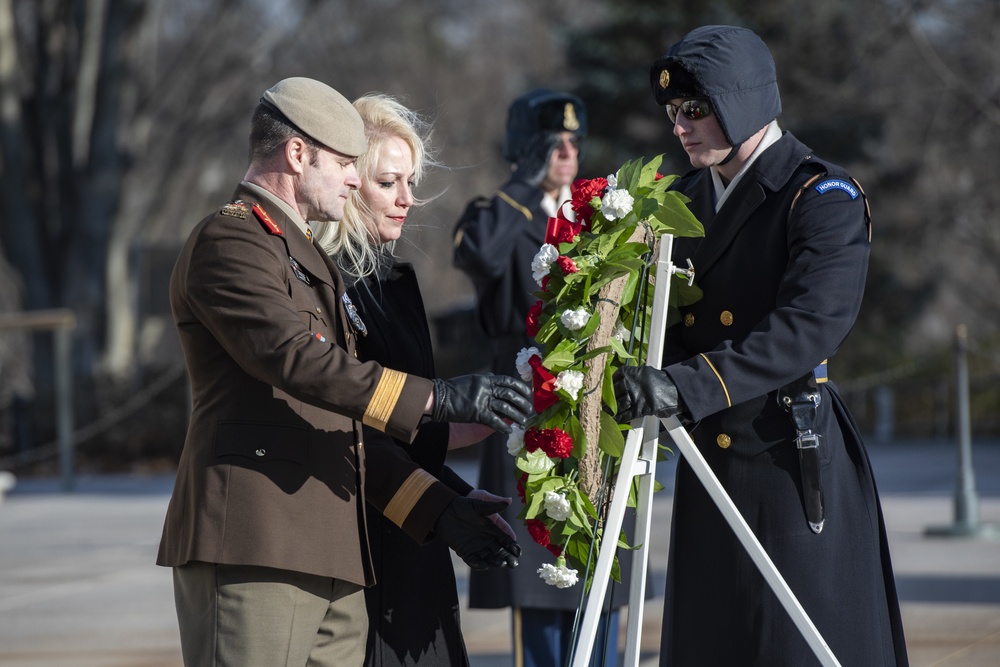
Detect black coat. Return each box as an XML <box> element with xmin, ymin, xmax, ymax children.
<box><xmin>349</xmin><ymin>260</ymin><xmax>473</xmax><ymax>667</ymax></box>
<box><xmin>454</xmin><ymin>180</ymin><xmax>637</xmax><ymax>611</ymax></box>
<box><xmin>659</xmin><ymin>132</ymin><xmax>907</xmax><ymax>666</ymax></box>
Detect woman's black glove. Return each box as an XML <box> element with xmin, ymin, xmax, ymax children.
<box><xmin>434</xmin><ymin>496</ymin><xmax>521</xmax><ymax>570</ymax></box>
<box><xmin>432</xmin><ymin>374</ymin><xmax>533</xmax><ymax>434</ymax></box>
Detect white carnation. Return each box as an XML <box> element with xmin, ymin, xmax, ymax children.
<box><xmin>531</xmin><ymin>244</ymin><xmax>559</xmax><ymax>285</ymax></box>
<box><xmin>554</xmin><ymin>370</ymin><xmax>585</xmax><ymax>400</ymax></box>
<box><xmin>515</xmin><ymin>347</ymin><xmax>540</xmax><ymax>382</ymax></box>
<box><xmin>537</xmin><ymin>562</ymin><xmax>580</xmax><ymax>588</ymax></box>
<box><xmin>560</xmin><ymin>308</ymin><xmax>590</xmax><ymax>332</ymax></box>
<box><xmin>606</xmin><ymin>173</ymin><xmax>618</xmax><ymax>188</ymax></box>
<box><xmin>507</xmin><ymin>424</ymin><xmax>525</xmax><ymax>456</ymax></box>
<box><xmin>543</xmin><ymin>491</ymin><xmax>572</xmax><ymax>521</ymax></box>
<box><xmin>601</xmin><ymin>188</ymin><xmax>634</xmax><ymax>221</ymax></box>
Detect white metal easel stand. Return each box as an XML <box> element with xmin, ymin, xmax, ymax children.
<box><xmin>570</xmin><ymin>235</ymin><xmax>840</xmax><ymax>667</ymax></box>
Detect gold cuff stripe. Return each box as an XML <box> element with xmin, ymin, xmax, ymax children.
<box><xmin>363</xmin><ymin>369</ymin><xmax>407</xmax><ymax>431</ymax></box>
<box><xmin>383</xmin><ymin>469</ymin><xmax>437</xmax><ymax>526</ymax></box>
<box><xmin>497</xmin><ymin>190</ymin><xmax>533</xmax><ymax>221</ymax></box>
<box><xmin>699</xmin><ymin>353</ymin><xmax>732</xmax><ymax>408</ymax></box>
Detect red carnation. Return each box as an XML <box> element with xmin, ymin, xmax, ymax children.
<box><xmin>524</xmin><ymin>427</ymin><xmax>542</xmax><ymax>453</ymax></box>
<box><xmin>539</xmin><ymin>428</ymin><xmax>574</xmax><ymax>459</ymax></box>
<box><xmin>526</xmin><ymin>300</ymin><xmax>544</xmax><ymax>337</ymax></box>
<box><xmin>541</xmin><ymin>275</ymin><xmax>550</xmax><ymax>292</ymax></box>
<box><xmin>570</xmin><ymin>177</ymin><xmax>608</xmax><ymax>228</ymax></box>
<box><xmin>654</xmin><ymin>172</ymin><xmax>665</xmax><ymax>180</ymax></box>
<box><xmin>555</xmin><ymin>256</ymin><xmax>579</xmax><ymax>275</ymax></box>
<box><xmin>529</xmin><ymin>356</ymin><xmax>559</xmax><ymax>413</ymax></box>
<box><xmin>527</xmin><ymin>518</ymin><xmax>551</xmax><ymax>547</ymax></box>
<box><xmin>546</xmin><ymin>543</ymin><xmax>564</xmax><ymax>557</ymax></box>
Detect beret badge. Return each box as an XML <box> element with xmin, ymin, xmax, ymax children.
<box><xmin>659</xmin><ymin>69</ymin><xmax>670</xmax><ymax>89</ymax></box>
<box><xmin>562</xmin><ymin>103</ymin><xmax>581</xmax><ymax>132</ymax></box>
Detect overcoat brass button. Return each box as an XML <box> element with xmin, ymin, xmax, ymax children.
<box><xmin>716</xmin><ymin>434</ymin><xmax>731</xmax><ymax>449</ymax></box>
<box><xmin>720</xmin><ymin>310</ymin><xmax>734</xmax><ymax>326</ymax></box>
<box><xmin>315</xmin><ymin>307</ymin><xmax>322</xmax><ymax>314</ymax></box>
<box><xmin>684</xmin><ymin>313</ymin><xmax>695</xmax><ymax>327</ymax></box>
<box><xmin>255</xmin><ymin>448</ymin><xmax>266</xmax><ymax>457</ymax></box>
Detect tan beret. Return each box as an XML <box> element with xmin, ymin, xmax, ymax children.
<box><xmin>260</xmin><ymin>77</ymin><xmax>367</xmax><ymax>157</ymax></box>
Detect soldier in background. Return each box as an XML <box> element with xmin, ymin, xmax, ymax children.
<box><xmin>454</xmin><ymin>90</ymin><xmax>625</xmax><ymax>667</ymax></box>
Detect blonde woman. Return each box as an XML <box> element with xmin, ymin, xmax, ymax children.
<box><xmin>315</xmin><ymin>94</ymin><xmax>513</xmax><ymax>667</ymax></box>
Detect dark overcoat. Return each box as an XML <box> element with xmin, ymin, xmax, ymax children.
<box><xmin>454</xmin><ymin>180</ymin><xmax>635</xmax><ymax>611</ymax></box>
<box><xmin>348</xmin><ymin>260</ymin><xmax>473</xmax><ymax>667</ymax></box>
<box><xmin>158</xmin><ymin>185</ymin><xmax>457</xmax><ymax>586</ymax></box>
<box><xmin>659</xmin><ymin>132</ymin><xmax>908</xmax><ymax>666</ymax></box>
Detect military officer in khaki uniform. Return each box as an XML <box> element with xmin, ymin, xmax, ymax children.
<box><xmin>159</xmin><ymin>78</ymin><xmax>532</xmax><ymax>667</ymax></box>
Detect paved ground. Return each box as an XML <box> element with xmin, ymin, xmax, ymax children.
<box><xmin>1</xmin><ymin>439</ymin><xmax>998</xmax><ymax>667</ymax></box>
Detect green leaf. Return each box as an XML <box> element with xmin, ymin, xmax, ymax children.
<box><xmin>652</xmin><ymin>194</ymin><xmax>705</xmax><ymax>238</ymax></box>
<box><xmin>568</xmin><ymin>413</ymin><xmax>587</xmax><ymax>459</ymax></box>
<box><xmin>608</xmin><ymin>336</ymin><xmax>635</xmax><ymax>362</ymax></box>
<box><xmin>598</xmin><ymin>410</ymin><xmax>625</xmax><ymax>457</ymax></box>
<box><xmin>517</xmin><ymin>448</ymin><xmax>556</xmax><ymax>475</ymax></box>
<box><xmin>543</xmin><ymin>346</ymin><xmax>578</xmax><ymax>371</ymax></box>
<box><xmin>639</xmin><ymin>155</ymin><xmax>664</xmax><ymax>183</ymax></box>
<box><xmin>602</xmin><ymin>359</ymin><xmax>618</xmax><ymax>414</ymax></box>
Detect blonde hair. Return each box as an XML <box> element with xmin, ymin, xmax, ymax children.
<box><xmin>314</xmin><ymin>93</ymin><xmax>439</xmax><ymax>280</ymax></box>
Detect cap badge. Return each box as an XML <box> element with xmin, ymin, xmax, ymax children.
<box><xmin>220</xmin><ymin>200</ymin><xmax>248</xmax><ymax>219</ymax></box>
<box><xmin>563</xmin><ymin>103</ymin><xmax>580</xmax><ymax>131</ymax></box>
<box><xmin>342</xmin><ymin>293</ymin><xmax>367</xmax><ymax>337</ymax></box>
<box><xmin>659</xmin><ymin>69</ymin><xmax>670</xmax><ymax>89</ymax></box>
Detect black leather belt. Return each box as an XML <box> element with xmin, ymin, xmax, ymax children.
<box><xmin>778</xmin><ymin>372</ymin><xmax>825</xmax><ymax>534</ymax></box>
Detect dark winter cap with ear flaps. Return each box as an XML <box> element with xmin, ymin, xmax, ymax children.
<box><xmin>503</xmin><ymin>89</ymin><xmax>587</xmax><ymax>186</ymax></box>
<box><xmin>650</xmin><ymin>25</ymin><xmax>781</xmax><ymax>150</ymax></box>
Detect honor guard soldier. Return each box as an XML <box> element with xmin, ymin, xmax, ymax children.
<box><xmin>159</xmin><ymin>77</ymin><xmax>534</xmax><ymax>667</ymax></box>
<box><xmin>612</xmin><ymin>26</ymin><xmax>908</xmax><ymax>666</ymax></box>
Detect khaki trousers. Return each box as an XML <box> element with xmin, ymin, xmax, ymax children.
<box><xmin>173</xmin><ymin>561</ymin><xmax>367</xmax><ymax>667</ymax></box>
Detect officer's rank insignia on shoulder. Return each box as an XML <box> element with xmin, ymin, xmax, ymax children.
<box><xmin>342</xmin><ymin>293</ymin><xmax>367</xmax><ymax>337</ymax></box>
<box><xmin>252</xmin><ymin>202</ymin><xmax>284</xmax><ymax>236</ymax></box>
<box><xmin>288</xmin><ymin>256</ymin><xmax>311</xmax><ymax>286</ymax></box>
<box><xmin>814</xmin><ymin>179</ymin><xmax>859</xmax><ymax>199</ymax></box>
<box><xmin>220</xmin><ymin>200</ymin><xmax>248</xmax><ymax>219</ymax></box>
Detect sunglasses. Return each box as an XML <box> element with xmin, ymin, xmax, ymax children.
<box><xmin>665</xmin><ymin>99</ymin><xmax>713</xmax><ymax>124</ymax></box>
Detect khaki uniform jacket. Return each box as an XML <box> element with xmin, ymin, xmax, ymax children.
<box><xmin>157</xmin><ymin>185</ymin><xmax>455</xmax><ymax>586</ymax></box>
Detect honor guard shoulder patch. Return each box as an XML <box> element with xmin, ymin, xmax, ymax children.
<box><xmin>814</xmin><ymin>179</ymin><xmax>859</xmax><ymax>199</ymax></box>
<box><xmin>252</xmin><ymin>203</ymin><xmax>284</xmax><ymax>236</ymax></box>
<box><xmin>220</xmin><ymin>200</ymin><xmax>248</xmax><ymax>219</ymax></box>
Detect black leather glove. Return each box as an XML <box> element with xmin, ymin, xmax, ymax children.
<box><xmin>612</xmin><ymin>365</ymin><xmax>686</xmax><ymax>423</ymax></box>
<box><xmin>434</xmin><ymin>496</ymin><xmax>522</xmax><ymax>570</ymax></box>
<box><xmin>431</xmin><ymin>374</ymin><xmax>533</xmax><ymax>434</ymax></box>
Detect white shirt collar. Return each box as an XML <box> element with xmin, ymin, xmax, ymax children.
<box><xmin>541</xmin><ymin>184</ymin><xmax>573</xmax><ymax>219</ymax></box>
<box><xmin>711</xmin><ymin>120</ymin><xmax>783</xmax><ymax>213</ymax></box>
